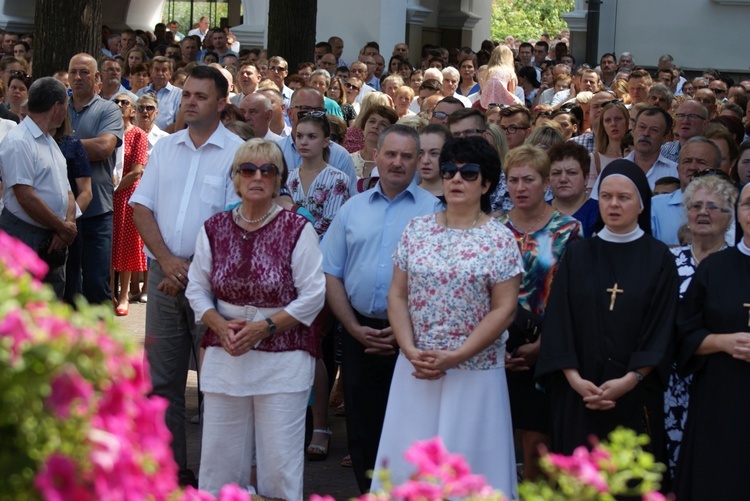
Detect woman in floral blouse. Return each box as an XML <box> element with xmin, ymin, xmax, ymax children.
<box><xmin>372</xmin><ymin>137</ymin><xmax>523</xmax><ymax>497</ymax></box>
<box><xmin>287</xmin><ymin>113</ymin><xmax>350</xmax><ymax>237</ymax></box>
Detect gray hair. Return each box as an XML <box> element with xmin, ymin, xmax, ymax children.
<box><xmin>682</xmin><ymin>174</ymin><xmax>737</xmax><ymax>223</ymax></box>
<box><xmin>376</xmin><ymin>124</ymin><xmax>420</xmax><ymax>151</ymax></box>
<box><xmin>27</xmin><ymin>77</ymin><xmax>68</xmax><ymax>113</ymax></box>
<box><xmin>648</xmin><ymin>84</ymin><xmax>674</xmax><ymax>104</ymax></box>
<box><xmin>310</xmin><ymin>69</ymin><xmax>331</xmax><ymax>86</ymax></box>
<box><xmin>442</xmin><ymin>66</ymin><xmax>460</xmax><ymax>80</ymax></box>
<box><xmin>681</xmin><ymin>136</ymin><xmax>722</xmax><ymax>170</ymax></box>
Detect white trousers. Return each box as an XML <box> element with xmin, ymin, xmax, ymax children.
<box><xmin>199</xmin><ymin>389</ymin><xmax>310</xmax><ymax>500</ymax></box>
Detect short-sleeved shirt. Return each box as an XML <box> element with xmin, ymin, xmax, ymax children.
<box><xmin>278</xmin><ymin>135</ymin><xmax>358</xmax><ymax>196</ymax></box>
<box><xmin>0</xmin><ymin>117</ymin><xmax>70</xmax><ymax>227</ymax></box>
<box><xmin>394</xmin><ymin>215</ymin><xmax>524</xmax><ymax>370</ymax></box>
<box><xmin>69</xmin><ymin>94</ymin><xmax>124</xmax><ymax>218</ymax></box>
<box><xmin>136</xmin><ymin>83</ymin><xmax>183</xmax><ymax>130</ymax></box>
<box><xmin>129</xmin><ymin>122</ymin><xmax>244</xmax><ymax>260</ymax></box>
<box><xmin>320</xmin><ymin>180</ymin><xmax>439</xmax><ymax>319</ymax></box>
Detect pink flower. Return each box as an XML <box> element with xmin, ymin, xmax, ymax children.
<box><xmin>391</xmin><ymin>479</ymin><xmax>443</xmax><ymax>501</ymax></box>
<box><xmin>403</xmin><ymin>437</ymin><xmax>449</xmax><ymax>478</ymax></box>
<box><xmin>35</xmin><ymin>454</ymin><xmax>95</xmax><ymax>501</ymax></box>
<box><xmin>643</xmin><ymin>492</ymin><xmax>667</xmax><ymax>501</ymax></box>
<box><xmin>332</xmin><ymin>181</ymin><xmax>347</xmax><ymax>196</ymax></box>
<box><xmin>310</xmin><ymin>496</ymin><xmax>337</xmax><ymax>501</ymax></box>
<box><xmin>180</xmin><ymin>486</ymin><xmax>217</xmax><ymax>501</ymax></box>
<box><xmin>548</xmin><ymin>447</ymin><xmax>609</xmax><ymax>493</ymax></box>
<box><xmin>0</xmin><ymin>231</ymin><xmax>48</xmax><ymax>279</ymax></box>
<box><xmin>312</xmin><ymin>188</ymin><xmax>329</xmax><ymax>205</ymax></box>
<box><xmin>217</xmin><ymin>484</ymin><xmax>251</xmax><ymax>501</ymax></box>
<box><xmin>0</xmin><ymin>309</ymin><xmax>33</xmax><ymax>362</ymax></box>
<box><xmin>46</xmin><ymin>369</ymin><xmax>94</xmax><ymax>418</ymax></box>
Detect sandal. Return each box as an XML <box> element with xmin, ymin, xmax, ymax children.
<box><xmin>306</xmin><ymin>428</ymin><xmax>332</xmax><ymax>461</ymax></box>
<box><xmin>334</xmin><ymin>402</ymin><xmax>345</xmax><ymax>416</ymax></box>
<box><xmin>340</xmin><ymin>454</ymin><xmax>352</xmax><ymax>468</ymax></box>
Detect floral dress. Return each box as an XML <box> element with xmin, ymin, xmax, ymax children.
<box><xmin>287</xmin><ymin>165</ymin><xmax>350</xmax><ymax>237</ymax></box>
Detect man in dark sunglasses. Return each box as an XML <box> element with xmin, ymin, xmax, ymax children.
<box><xmin>129</xmin><ymin>65</ymin><xmax>246</xmax><ymax>488</ymax></box>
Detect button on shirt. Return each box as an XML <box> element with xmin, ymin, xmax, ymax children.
<box><xmin>320</xmin><ymin>181</ymin><xmax>439</xmax><ymax>319</ymax></box>
<box><xmin>129</xmin><ymin>123</ymin><xmax>244</xmax><ymax>259</ymax></box>
<box><xmin>651</xmin><ymin>189</ymin><xmax>684</xmax><ymax>246</ymax></box>
<box><xmin>0</xmin><ymin>117</ymin><xmax>70</xmax><ymax>227</ymax></box>
<box><xmin>278</xmin><ymin>135</ymin><xmax>358</xmax><ymax>195</ymax></box>
<box><xmin>136</xmin><ymin>82</ymin><xmax>183</xmax><ymax>130</ymax></box>
<box><xmin>590</xmin><ymin>151</ymin><xmax>678</xmax><ymax>199</ymax></box>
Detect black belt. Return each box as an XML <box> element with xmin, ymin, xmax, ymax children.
<box><xmin>354</xmin><ymin>311</ymin><xmax>390</xmax><ymax>330</ymax></box>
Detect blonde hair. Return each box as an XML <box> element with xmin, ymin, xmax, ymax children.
<box><xmin>394</xmin><ymin>85</ymin><xmax>415</xmax><ymax>102</ymax></box>
<box><xmin>231</xmin><ymin>139</ymin><xmax>284</xmax><ymax>196</ymax></box>
<box><xmin>353</xmin><ymin>91</ymin><xmax>394</xmax><ymax>128</ymax></box>
<box><xmin>504</xmin><ymin>144</ymin><xmax>551</xmax><ymax>178</ymax></box>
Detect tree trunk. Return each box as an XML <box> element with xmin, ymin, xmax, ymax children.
<box><xmin>33</xmin><ymin>0</ymin><xmax>102</xmax><ymax>79</ymax></box>
<box><xmin>267</xmin><ymin>0</ymin><xmax>317</xmax><ymax>75</ymax></box>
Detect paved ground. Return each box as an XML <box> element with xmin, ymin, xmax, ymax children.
<box><xmin>115</xmin><ymin>300</ymin><xmax>361</xmax><ymax>500</ymax></box>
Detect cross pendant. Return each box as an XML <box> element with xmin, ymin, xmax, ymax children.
<box><xmin>744</xmin><ymin>303</ymin><xmax>750</xmax><ymax>327</ymax></box>
<box><xmin>607</xmin><ymin>283</ymin><xmax>624</xmax><ymax>311</ymax></box>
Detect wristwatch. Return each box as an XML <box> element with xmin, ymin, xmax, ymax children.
<box><xmin>631</xmin><ymin>370</ymin><xmax>644</xmax><ymax>382</ymax></box>
<box><xmin>265</xmin><ymin>318</ymin><xmax>277</xmax><ymax>336</ymax></box>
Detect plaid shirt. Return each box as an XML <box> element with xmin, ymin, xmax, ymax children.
<box><xmin>570</xmin><ymin>132</ymin><xmax>595</xmax><ymax>153</ymax></box>
<box><xmin>660</xmin><ymin>140</ymin><xmax>681</xmax><ymax>163</ymax></box>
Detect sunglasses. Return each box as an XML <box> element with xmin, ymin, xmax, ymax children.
<box><xmin>298</xmin><ymin>110</ymin><xmax>326</xmax><ymax>119</ymax></box>
<box><xmin>9</xmin><ymin>70</ymin><xmax>30</xmax><ymax>79</ymax></box>
<box><xmin>440</xmin><ymin>162</ymin><xmax>481</xmax><ymax>182</ymax></box>
<box><xmin>345</xmin><ymin>83</ymin><xmax>360</xmax><ymax>90</ymax></box>
<box><xmin>236</xmin><ymin>162</ymin><xmax>279</xmax><ymax>178</ymax></box>
<box><xmin>268</xmin><ymin>65</ymin><xmax>287</xmax><ymax>72</ymax></box>
<box><xmin>136</xmin><ymin>105</ymin><xmax>156</xmax><ymax>112</ymax></box>
<box><xmin>113</xmin><ymin>99</ymin><xmax>131</xmax><ymax>106</ymax></box>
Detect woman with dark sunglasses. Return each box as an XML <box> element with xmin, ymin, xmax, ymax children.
<box><xmin>494</xmin><ymin>145</ymin><xmax>581</xmax><ymax>480</ymax></box>
<box><xmin>185</xmin><ymin>139</ymin><xmax>325</xmax><ymax>500</ymax></box>
<box><xmin>372</xmin><ymin>137</ymin><xmax>522</xmax><ymax>496</ymax></box>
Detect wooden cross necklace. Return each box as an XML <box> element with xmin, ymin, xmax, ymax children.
<box><xmin>607</xmin><ymin>283</ymin><xmax>624</xmax><ymax>311</ymax></box>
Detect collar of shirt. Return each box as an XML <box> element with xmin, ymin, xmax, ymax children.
<box><xmin>68</xmin><ymin>93</ymin><xmax>101</xmax><ymax>112</ymax></box>
<box><xmin>369</xmin><ymin>178</ymin><xmax>421</xmax><ymax>203</ymax></box>
<box><xmin>625</xmin><ymin>150</ymin><xmax>676</xmax><ymax>171</ymax></box>
<box><xmin>175</xmin><ymin>121</ymin><xmax>233</xmax><ymax>151</ymax></box>
<box><xmin>22</xmin><ymin>115</ymin><xmax>45</xmax><ymax>139</ymax></box>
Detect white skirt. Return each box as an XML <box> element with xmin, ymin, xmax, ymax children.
<box><xmin>371</xmin><ymin>354</ymin><xmax>517</xmax><ymax>498</ymax></box>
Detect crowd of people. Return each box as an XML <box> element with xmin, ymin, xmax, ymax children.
<box><xmin>2</xmin><ymin>18</ymin><xmax>750</xmax><ymax>501</ymax></box>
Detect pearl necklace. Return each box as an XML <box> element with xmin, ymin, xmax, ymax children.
<box><xmin>235</xmin><ymin>205</ymin><xmax>274</xmax><ymax>225</ymax></box>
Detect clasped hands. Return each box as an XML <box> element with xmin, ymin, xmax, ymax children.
<box><xmin>404</xmin><ymin>347</ymin><xmax>459</xmax><ymax>381</ymax></box>
<box><xmin>216</xmin><ymin>318</ymin><xmax>270</xmax><ymax>357</ymax></box>
<box><xmin>567</xmin><ymin>371</ymin><xmax>638</xmax><ymax>411</ymax></box>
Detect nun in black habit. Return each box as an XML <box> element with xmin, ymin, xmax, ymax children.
<box><xmin>536</xmin><ymin>160</ymin><xmax>679</xmax><ymax>463</ymax></box>
<box><xmin>674</xmin><ymin>183</ymin><xmax>750</xmax><ymax>500</ymax></box>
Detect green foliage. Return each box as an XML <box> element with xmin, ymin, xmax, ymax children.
<box><xmin>160</xmin><ymin>1</ymin><xmax>229</xmax><ymax>33</ymax></box>
<box><xmin>491</xmin><ymin>0</ymin><xmax>575</xmax><ymax>42</ymax></box>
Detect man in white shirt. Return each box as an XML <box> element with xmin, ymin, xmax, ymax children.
<box><xmin>240</xmin><ymin>93</ymin><xmax>281</xmax><ymax>141</ymax></box>
<box><xmin>130</xmin><ymin>66</ymin><xmax>244</xmax><ymax>488</ymax></box>
<box><xmin>230</xmin><ymin>63</ymin><xmax>261</xmax><ymax>107</ymax></box>
<box><xmin>136</xmin><ymin>57</ymin><xmax>183</xmax><ymax>132</ymax></box>
<box><xmin>187</xmin><ymin>16</ymin><xmax>210</xmax><ymax>42</ymax></box>
<box><xmin>0</xmin><ymin>77</ymin><xmax>76</xmax><ymax>298</ymax></box>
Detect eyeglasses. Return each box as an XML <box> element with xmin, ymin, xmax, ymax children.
<box><xmin>440</xmin><ymin>162</ymin><xmax>481</xmax><ymax>181</ymax></box>
<box><xmin>289</xmin><ymin>105</ymin><xmax>325</xmax><ymax>115</ymax></box>
<box><xmin>345</xmin><ymin>83</ymin><xmax>360</xmax><ymax>90</ymax></box>
<box><xmin>686</xmin><ymin>202</ymin><xmax>730</xmax><ymax>214</ymax></box>
<box><xmin>298</xmin><ymin>110</ymin><xmax>326</xmax><ymax>119</ymax></box>
<box><xmin>711</xmin><ymin>88</ymin><xmax>727</xmax><ymax>94</ymax></box>
<box><xmin>136</xmin><ymin>105</ymin><xmax>156</xmax><ymax>112</ymax></box>
<box><xmin>113</xmin><ymin>99</ymin><xmax>131</xmax><ymax>106</ymax></box>
<box><xmin>452</xmin><ymin>128</ymin><xmax>486</xmax><ymax>138</ymax></box>
<box><xmin>675</xmin><ymin>113</ymin><xmax>706</xmax><ymax>121</ymax></box>
<box><xmin>236</xmin><ymin>162</ymin><xmax>279</xmax><ymax>178</ymax></box>
<box><xmin>487</xmin><ymin>103</ymin><xmax>509</xmax><ymax>109</ymax></box>
<box><xmin>267</xmin><ymin>66</ymin><xmax>287</xmax><ymax>72</ymax></box>
<box><xmin>500</xmin><ymin>125</ymin><xmax>529</xmax><ymax>135</ymax></box>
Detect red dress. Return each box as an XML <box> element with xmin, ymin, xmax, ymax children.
<box><xmin>112</xmin><ymin>126</ymin><xmax>149</xmax><ymax>272</ymax></box>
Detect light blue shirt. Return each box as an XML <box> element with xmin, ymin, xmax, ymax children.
<box><xmin>136</xmin><ymin>82</ymin><xmax>183</xmax><ymax>130</ymax></box>
<box><xmin>278</xmin><ymin>135</ymin><xmax>358</xmax><ymax>195</ymax></box>
<box><xmin>591</xmin><ymin>151</ymin><xmax>678</xmax><ymax>200</ymax></box>
<box><xmin>320</xmin><ymin>180</ymin><xmax>440</xmax><ymax>319</ymax></box>
<box><xmin>651</xmin><ymin>189</ymin><xmax>684</xmax><ymax>246</ymax></box>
